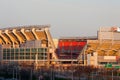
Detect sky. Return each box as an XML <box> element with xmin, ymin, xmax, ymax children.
<box><xmin>0</xmin><ymin>0</ymin><xmax>120</xmax><ymax>38</ymax></box>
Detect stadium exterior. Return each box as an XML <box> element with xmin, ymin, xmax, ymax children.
<box><xmin>0</xmin><ymin>25</ymin><xmax>57</xmax><ymax>68</ymax></box>
<box><xmin>86</xmin><ymin>27</ymin><xmax>120</xmax><ymax>67</ymax></box>
<box><xmin>0</xmin><ymin>25</ymin><xmax>120</xmax><ymax>69</ymax></box>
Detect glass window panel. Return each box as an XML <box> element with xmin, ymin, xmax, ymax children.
<box><xmin>3</xmin><ymin>53</ymin><xmax>6</xmax><ymax>56</ymax></box>
<box><xmin>15</xmin><ymin>48</ymin><xmax>19</xmax><ymax>53</ymax></box>
<box><xmin>15</xmin><ymin>53</ymin><xmax>19</xmax><ymax>56</ymax></box>
<box><xmin>38</xmin><ymin>53</ymin><xmax>41</xmax><ymax>55</ymax></box>
<box><xmin>26</xmin><ymin>53</ymin><xmax>30</xmax><ymax>55</ymax></box>
<box><xmin>3</xmin><ymin>49</ymin><xmax>6</xmax><ymax>53</ymax></box>
<box><xmin>20</xmin><ymin>56</ymin><xmax>24</xmax><ymax>59</ymax></box>
<box><xmin>31</xmin><ymin>56</ymin><xmax>35</xmax><ymax>59</ymax></box>
<box><xmin>31</xmin><ymin>53</ymin><xmax>35</xmax><ymax>59</ymax></box>
<box><xmin>20</xmin><ymin>48</ymin><xmax>24</xmax><ymax>53</ymax></box>
<box><xmin>11</xmin><ymin>53</ymin><xmax>14</xmax><ymax>56</ymax></box>
<box><xmin>3</xmin><ymin>57</ymin><xmax>6</xmax><ymax>59</ymax></box>
<box><xmin>7</xmin><ymin>53</ymin><xmax>10</xmax><ymax>56</ymax></box>
<box><xmin>41</xmin><ymin>48</ymin><xmax>44</xmax><ymax>52</ymax></box>
<box><xmin>38</xmin><ymin>57</ymin><xmax>42</xmax><ymax>60</ymax></box>
<box><xmin>41</xmin><ymin>57</ymin><xmax>43</xmax><ymax>59</ymax></box>
<box><xmin>7</xmin><ymin>57</ymin><xmax>10</xmax><ymax>60</ymax></box>
<box><xmin>11</xmin><ymin>57</ymin><xmax>14</xmax><ymax>60</ymax></box>
<box><xmin>25</xmin><ymin>56</ymin><xmax>30</xmax><ymax>59</ymax></box>
<box><xmin>11</xmin><ymin>48</ymin><xmax>14</xmax><ymax>53</ymax></box>
<box><xmin>41</xmin><ymin>53</ymin><xmax>43</xmax><ymax>55</ymax></box>
<box><xmin>7</xmin><ymin>49</ymin><xmax>10</xmax><ymax>52</ymax></box>
<box><xmin>45</xmin><ymin>57</ymin><xmax>47</xmax><ymax>59</ymax></box>
<box><xmin>25</xmin><ymin>53</ymin><xmax>30</xmax><ymax>59</ymax></box>
<box><xmin>31</xmin><ymin>48</ymin><xmax>37</xmax><ymax>53</ymax></box>
<box><xmin>38</xmin><ymin>48</ymin><xmax>42</xmax><ymax>52</ymax></box>
<box><xmin>20</xmin><ymin>53</ymin><xmax>24</xmax><ymax>55</ymax></box>
<box><xmin>45</xmin><ymin>48</ymin><xmax>47</xmax><ymax>52</ymax></box>
<box><xmin>15</xmin><ymin>56</ymin><xmax>19</xmax><ymax>60</ymax></box>
<box><xmin>38</xmin><ymin>48</ymin><xmax>47</xmax><ymax>53</ymax></box>
<box><xmin>44</xmin><ymin>53</ymin><xmax>47</xmax><ymax>56</ymax></box>
<box><xmin>26</xmin><ymin>48</ymin><xmax>30</xmax><ymax>53</ymax></box>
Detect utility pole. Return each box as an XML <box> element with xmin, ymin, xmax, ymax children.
<box><xmin>19</xmin><ymin>66</ymin><xmax>21</xmax><ymax>80</ymax></box>
<box><xmin>50</xmin><ymin>67</ymin><xmax>52</xmax><ymax>80</ymax></box>
<box><xmin>13</xmin><ymin>68</ymin><xmax>14</xmax><ymax>79</ymax></box>
<box><xmin>16</xmin><ymin>67</ymin><xmax>17</xmax><ymax>80</ymax></box>
<box><xmin>112</xmin><ymin>70</ymin><xmax>113</xmax><ymax>80</ymax></box>
<box><xmin>91</xmin><ymin>72</ymin><xmax>93</xmax><ymax>80</ymax></box>
<box><xmin>30</xmin><ymin>68</ymin><xmax>32</xmax><ymax>80</ymax></box>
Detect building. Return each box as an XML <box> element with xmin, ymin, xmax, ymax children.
<box><xmin>86</xmin><ymin>27</ymin><xmax>120</xmax><ymax>66</ymax></box>
<box><xmin>56</xmin><ymin>37</ymin><xmax>91</xmax><ymax>65</ymax></box>
<box><xmin>0</xmin><ymin>25</ymin><xmax>57</xmax><ymax>68</ymax></box>
<box><xmin>0</xmin><ymin>25</ymin><xmax>120</xmax><ymax>68</ymax></box>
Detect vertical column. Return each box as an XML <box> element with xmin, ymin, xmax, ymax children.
<box><xmin>112</xmin><ymin>31</ymin><xmax>114</xmax><ymax>45</ymax></box>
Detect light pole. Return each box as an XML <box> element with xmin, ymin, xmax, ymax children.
<box><xmin>13</xmin><ymin>67</ymin><xmax>15</xmax><ymax>79</ymax></box>
<box><xmin>16</xmin><ymin>67</ymin><xmax>17</xmax><ymax>80</ymax></box>
<box><xmin>112</xmin><ymin>69</ymin><xmax>113</xmax><ymax>80</ymax></box>
<box><xmin>30</xmin><ymin>68</ymin><xmax>32</xmax><ymax>80</ymax></box>
<box><xmin>50</xmin><ymin>66</ymin><xmax>53</xmax><ymax>80</ymax></box>
<box><xmin>91</xmin><ymin>72</ymin><xmax>93</xmax><ymax>80</ymax></box>
<box><xmin>18</xmin><ymin>66</ymin><xmax>21</xmax><ymax>80</ymax></box>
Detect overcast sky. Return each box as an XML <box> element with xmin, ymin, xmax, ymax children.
<box><xmin>0</xmin><ymin>0</ymin><xmax>120</xmax><ymax>38</ymax></box>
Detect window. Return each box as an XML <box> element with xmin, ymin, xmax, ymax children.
<box><xmin>26</xmin><ymin>48</ymin><xmax>30</xmax><ymax>53</ymax></box>
<box><xmin>25</xmin><ymin>53</ymin><xmax>30</xmax><ymax>59</ymax></box>
<box><xmin>3</xmin><ymin>49</ymin><xmax>6</xmax><ymax>53</ymax></box>
<box><xmin>31</xmin><ymin>53</ymin><xmax>35</xmax><ymax>59</ymax></box>
<box><xmin>11</xmin><ymin>48</ymin><xmax>14</xmax><ymax>53</ymax></box>
<box><xmin>31</xmin><ymin>48</ymin><xmax>37</xmax><ymax>53</ymax></box>
<box><xmin>15</xmin><ymin>48</ymin><xmax>19</xmax><ymax>53</ymax></box>
<box><xmin>20</xmin><ymin>48</ymin><xmax>24</xmax><ymax>53</ymax></box>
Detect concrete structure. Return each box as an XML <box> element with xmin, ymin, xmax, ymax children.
<box><xmin>0</xmin><ymin>26</ymin><xmax>120</xmax><ymax>68</ymax></box>
<box><xmin>0</xmin><ymin>25</ymin><xmax>57</xmax><ymax>68</ymax></box>
<box><xmin>86</xmin><ymin>27</ymin><xmax>120</xmax><ymax>66</ymax></box>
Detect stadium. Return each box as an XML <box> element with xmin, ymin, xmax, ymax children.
<box><xmin>0</xmin><ymin>25</ymin><xmax>120</xmax><ymax>69</ymax></box>
<box><xmin>0</xmin><ymin>25</ymin><xmax>57</xmax><ymax>68</ymax></box>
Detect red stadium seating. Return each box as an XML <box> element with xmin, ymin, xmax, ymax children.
<box><xmin>57</xmin><ymin>40</ymin><xmax>87</xmax><ymax>59</ymax></box>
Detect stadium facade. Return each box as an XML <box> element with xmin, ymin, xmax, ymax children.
<box><xmin>86</xmin><ymin>27</ymin><xmax>120</xmax><ymax>66</ymax></box>
<box><xmin>0</xmin><ymin>25</ymin><xmax>120</xmax><ymax>68</ymax></box>
<box><xmin>0</xmin><ymin>25</ymin><xmax>57</xmax><ymax>68</ymax></box>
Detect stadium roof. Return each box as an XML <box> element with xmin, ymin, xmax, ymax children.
<box><xmin>0</xmin><ymin>25</ymin><xmax>50</xmax><ymax>30</ymax></box>
<box><xmin>59</xmin><ymin>36</ymin><xmax>97</xmax><ymax>40</ymax></box>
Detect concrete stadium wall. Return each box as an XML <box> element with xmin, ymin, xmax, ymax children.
<box><xmin>113</xmin><ymin>32</ymin><xmax>120</xmax><ymax>40</ymax></box>
<box><xmin>98</xmin><ymin>32</ymin><xmax>113</xmax><ymax>40</ymax></box>
<box><xmin>98</xmin><ymin>27</ymin><xmax>120</xmax><ymax>40</ymax></box>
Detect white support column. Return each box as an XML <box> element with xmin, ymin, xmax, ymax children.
<box><xmin>5</xmin><ymin>30</ymin><xmax>18</xmax><ymax>47</ymax></box>
<box><xmin>21</xmin><ymin>28</ymin><xmax>30</xmax><ymax>40</ymax></box>
<box><xmin>44</xmin><ymin>27</ymin><xmax>57</xmax><ymax>59</ymax></box>
<box><xmin>32</xmin><ymin>28</ymin><xmax>39</xmax><ymax>40</ymax></box>
<box><xmin>0</xmin><ymin>30</ymin><xmax>11</xmax><ymax>44</ymax></box>
<box><xmin>12</xmin><ymin>29</ymin><xmax>23</xmax><ymax>44</ymax></box>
